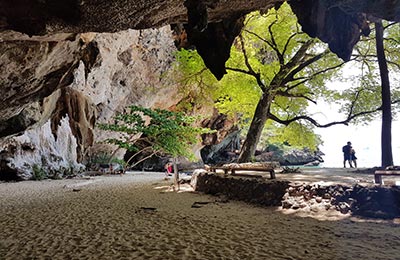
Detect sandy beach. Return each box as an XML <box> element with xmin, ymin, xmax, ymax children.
<box><xmin>1</xmin><ymin>169</ymin><xmax>400</xmax><ymax>260</ymax></box>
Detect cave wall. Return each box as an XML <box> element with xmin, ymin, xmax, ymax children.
<box><xmin>0</xmin><ymin>32</ymin><xmax>79</xmax><ymax>122</ymax></box>
<box><xmin>1</xmin><ymin>0</ymin><xmax>400</xmax><ymax>178</ymax></box>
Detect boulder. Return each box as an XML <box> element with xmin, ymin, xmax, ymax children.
<box><xmin>255</xmin><ymin>147</ymin><xmax>324</xmax><ymax>166</ymax></box>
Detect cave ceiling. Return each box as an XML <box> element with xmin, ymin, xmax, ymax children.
<box><xmin>1</xmin><ymin>0</ymin><xmax>399</xmax><ymax>78</ymax></box>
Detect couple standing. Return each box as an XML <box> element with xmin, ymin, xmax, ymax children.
<box><xmin>342</xmin><ymin>141</ymin><xmax>357</xmax><ymax>168</ymax></box>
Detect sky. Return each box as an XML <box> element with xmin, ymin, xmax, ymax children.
<box><xmin>305</xmin><ymin>60</ymin><xmax>400</xmax><ymax>168</ymax></box>
<box><xmin>308</xmin><ymin>101</ymin><xmax>400</xmax><ymax>168</ymax></box>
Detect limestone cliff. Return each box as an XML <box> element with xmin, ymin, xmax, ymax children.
<box><xmin>0</xmin><ymin>116</ymin><xmax>85</xmax><ymax>180</ymax></box>
<box><xmin>0</xmin><ymin>27</ymin><xmax>182</xmax><ymax>179</ymax></box>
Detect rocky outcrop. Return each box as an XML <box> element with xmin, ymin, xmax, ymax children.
<box><xmin>201</xmin><ymin>109</ymin><xmax>239</xmax><ymax>146</ymax></box>
<box><xmin>201</xmin><ymin>131</ymin><xmax>241</xmax><ymax>164</ymax></box>
<box><xmin>200</xmin><ymin>110</ymin><xmax>240</xmax><ymax>164</ymax></box>
<box><xmin>0</xmin><ymin>116</ymin><xmax>85</xmax><ymax>180</ymax></box>
<box><xmin>255</xmin><ymin>148</ymin><xmax>324</xmax><ymax>166</ymax></box>
<box><xmin>202</xmin><ymin>138</ymin><xmax>324</xmax><ymax>166</ymax></box>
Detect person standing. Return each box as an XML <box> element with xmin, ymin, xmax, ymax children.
<box><xmin>350</xmin><ymin>147</ymin><xmax>357</xmax><ymax>168</ymax></box>
<box><xmin>342</xmin><ymin>141</ymin><xmax>353</xmax><ymax>168</ymax></box>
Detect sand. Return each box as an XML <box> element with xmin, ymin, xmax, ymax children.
<box><xmin>1</xmin><ymin>169</ymin><xmax>400</xmax><ymax>260</ymax></box>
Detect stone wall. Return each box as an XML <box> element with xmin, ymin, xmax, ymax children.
<box><xmin>282</xmin><ymin>183</ymin><xmax>400</xmax><ymax>219</ymax></box>
<box><xmin>192</xmin><ymin>172</ymin><xmax>290</xmax><ymax>206</ymax></box>
<box><xmin>193</xmin><ymin>172</ymin><xmax>400</xmax><ymax>219</ymax></box>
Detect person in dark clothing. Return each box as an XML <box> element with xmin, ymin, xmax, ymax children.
<box><xmin>342</xmin><ymin>141</ymin><xmax>353</xmax><ymax>168</ymax></box>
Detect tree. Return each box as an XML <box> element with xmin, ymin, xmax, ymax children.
<box><xmin>176</xmin><ymin>4</ymin><xmax>400</xmax><ymax>164</ymax></box>
<box><xmin>223</xmin><ymin>5</ymin><xmax>347</xmax><ymax>162</ymax></box>
<box><xmin>98</xmin><ymin>105</ymin><xmax>212</xmax><ymax>187</ymax></box>
<box><xmin>375</xmin><ymin>20</ymin><xmax>393</xmax><ymax>167</ymax></box>
<box><xmin>175</xmin><ymin>5</ymin><xmax>344</xmax><ymax>160</ymax></box>
<box><xmin>340</xmin><ymin>21</ymin><xmax>400</xmax><ymax>167</ymax></box>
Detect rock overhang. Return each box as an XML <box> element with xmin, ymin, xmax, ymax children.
<box><xmin>0</xmin><ymin>0</ymin><xmax>400</xmax><ymax>121</ymax></box>
<box><xmin>1</xmin><ymin>0</ymin><xmax>399</xmax><ymax>80</ymax></box>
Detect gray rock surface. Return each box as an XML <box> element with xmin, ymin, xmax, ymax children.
<box><xmin>0</xmin><ymin>27</ymin><xmax>182</xmax><ymax>179</ymax></box>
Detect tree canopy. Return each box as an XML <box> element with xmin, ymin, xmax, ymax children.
<box><xmin>175</xmin><ymin>3</ymin><xmax>400</xmax><ymax>163</ymax></box>
<box><xmin>175</xmin><ymin>3</ymin><xmax>349</xmax><ymax>161</ymax></box>
<box><xmin>337</xmin><ymin>21</ymin><xmax>400</xmax><ymax>123</ymax></box>
<box><xmin>98</xmin><ymin>105</ymin><xmax>213</xmax><ymax>167</ymax></box>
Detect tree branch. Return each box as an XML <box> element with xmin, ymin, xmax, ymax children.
<box><xmin>268</xmin><ymin>107</ymin><xmax>382</xmax><ymax>128</ymax></box>
<box><xmin>267</xmin><ymin>89</ymin><xmax>400</xmax><ymax>128</ymax></box>
<box><xmin>283</xmin><ymin>47</ymin><xmax>328</xmax><ymax>85</ymax></box>
<box><xmin>127</xmin><ymin>151</ymin><xmax>159</xmax><ymax>170</ymax></box>
<box><xmin>275</xmin><ymin>90</ymin><xmax>317</xmax><ymax>104</ymax></box>
<box><xmin>267</xmin><ymin>18</ymin><xmax>284</xmax><ymax>65</ymax></box>
<box><xmin>238</xmin><ymin>34</ymin><xmax>266</xmax><ymax>90</ymax></box>
<box><xmin>284</xmin><ymin>60</ymin><xmax>346</xmax><ymax>91</ymax></box>
<box><xmin>282</xmin><ymin>32</ymin><xmax>303</xmax><ymax>57</ymax></box>
<box><xmin>226</xmin><ymin>67</ymin><xmax>254</xmax><ymax>77</ymax></box>
<box><xmin>284</xmin><ymin>40</ymin><xmax>315</xmax><ymax>71</ymax></box>
<box><xmin>244</xmin><ymin>29</ymin><xmax>283</xmax><ymax>64</ymax></box>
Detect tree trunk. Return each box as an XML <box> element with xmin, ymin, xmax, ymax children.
<box><xmin>173</xmin><ymin>157</ymin><xmax>180</xmax><ymax>191</ymax></box>
<box><xmin>238</xmin><ymin>92</ymin><xmax>273</xmax><ymax>162</ymax></box>
<box><xmin>375</xmin><ymin>21</ymin><xmax>393</xmax><ymax>168</ymax></box>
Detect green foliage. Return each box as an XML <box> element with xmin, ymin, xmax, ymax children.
<box><xmin>87</xmin><ymin>152</ymin><xmax>113</xmax><ymax>164</ymax></box>
<box><xmin>32</xmin><ymin>164</ymin><xmax>46</xmax><ymax>181</ymax></box>
<box><xmin>173</xmin><ymin>49</ymin><xmax>216</xmax><ymax>112</ymax></box>
<box><xmin>86</xmin><ymin>152</ymin><xmax>127</xmax><ymax>168</ymax></box>
<box><xmin>217</xmin><ymin>3</ymin><xmax>344</xmax><ymax>150</ymax></box>
<box><xmin>269</xmin><ymin>122</ymin><xmax>322</xmax><ymax>150</ymax></box>
<box><xmin>98</xmin><ymin>106</ymin><xmax>214</xmax><ymax>161</ymax></box>
<box><xmin>341</xmin><ymin>21</ymin><xmax>400</xmax><ymax>122</ymax></box>
<box><xmin>174</xmin><ymin>3</ymin><xmax>358</xmax><ymax>153</ymax></box>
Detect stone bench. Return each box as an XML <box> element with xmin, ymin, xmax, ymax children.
<box><xmin>374</xmin><ymin>170</ymin><xmax>400</xmax><ymax>184</ymax></box>
<box><xmin>208</xmin><ymin>162</ymin><xmax>278</xmax><ymax>179</ymax></box>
